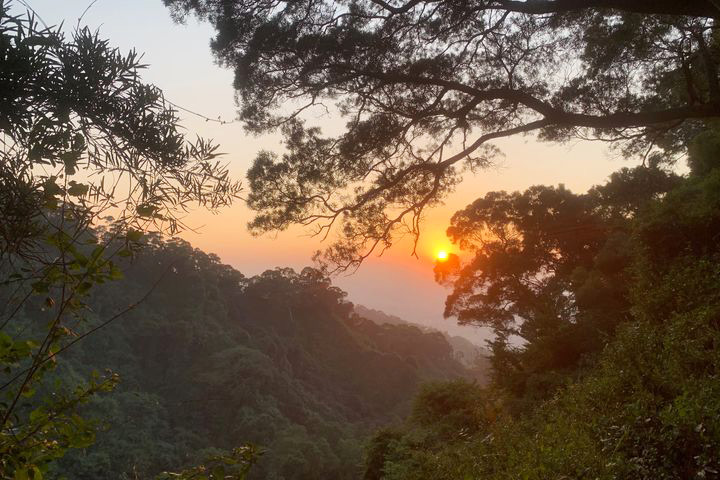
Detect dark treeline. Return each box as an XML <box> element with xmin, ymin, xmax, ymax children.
<box><xmin>2</xmin><ymin>237</ymin><xmax>476</xmax><ymax>479</ymax></box>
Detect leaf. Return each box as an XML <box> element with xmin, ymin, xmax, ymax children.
<box><xmin>22</xmin><ymin>35</ymin><xmax>55</xmax><ymax>47</ymax></box>
<box><xmin>20</xmin><ymin>384</ymin><xmax>35</xmax><ymax>398</ymax></box>
<box><xmin>90</xmin><ymin>245</ymin><xmax>106</xmax><ymax>262</ymax></box>
<box><xmin>126</xmin><ymin>229</ymin><xmax>143</xmax><ymax>242</ymax></box>
<box><xmin>31</xmin><ymin>280</ymin><xmax>50</xmax><ymax>294</ymax></box>
<box><xmin>211</xmin><ymin>466</ymin><xmax>225</xmax><ymax>480</ymax></box>
<box><xmin>29</xmin><ymin>408</ymin><xmax>47</xmax><ymax>424</ymax></box>
<box><xmin>14</xmin><ymin>468</ymin><xmax>29</xmax><ymax>480</ymax></box>
<box><xmin>60</xmin><ymin>152</ymin><xmax>80</xmax><ymax>175</ymax></box>
<box><xmin>136</xmin><ymin>204</ymin><xmax>158</xmax><ymax>218</ymax></box>
<box><xmin>72</xmin><ymin>133</ymin><xmax>86</xmax><ymax>151</ymax></box>
<box><xmin>42</xmin><ymin>177</ymin><xmax>62</xmax><ymax>197</ymax></box>
<box><xmin>67</xmin><ymin>181</ymin><xmax>89</xmax><ymax>197</ymax></box>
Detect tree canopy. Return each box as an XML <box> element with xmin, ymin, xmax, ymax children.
<box><xmin>1</xmin><ymin>2</ymin><xmax>240</xmax><ymax>254</ymax></box>
<box><xmin>0</xmin><ymin>234</ymin><xmax>475</xmax><ymax>479</ymax></box>
<box><xmin>433</xmin><ymin>165</ymin><xmax>681</xmax><ymax>404</ymax></box>
<box><xmin>166</xmin><ymin>0</ymin><xmax>720</xmax><ymax>268</ymax></box>
<box><xmin>361</xmin><ymin>122</ymin><xmax>720</xmax><ymax>480</ymax></box>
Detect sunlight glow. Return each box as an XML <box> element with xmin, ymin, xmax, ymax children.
<box><xmin>436</xmin><ymin>250</ymin><xmax>449</xmax><ymax>261</ymax></box>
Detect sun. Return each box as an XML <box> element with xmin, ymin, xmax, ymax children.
<box><xmin>436</xmin><ymin>250</ymin><xmax>449</xmax><ymax>261</ymax></box>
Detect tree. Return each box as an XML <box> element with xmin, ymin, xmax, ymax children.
<box><xmin>433</xmin><ymin>166</ymin><xmax>680</xmax><ymax>403</ymax></box>
<box><xmin>0</xmin><ymin>2</ymin><xmax>240</xmax><ymax>476</ymax></box>
<box><xmin>362</xmin><ymin>142</ymin><xmax>720</xmax><ymax>480</ymax></box>
<box><xmin>363</xmin><ymin>379</ymin><xmax>488</xmax><ymax>480</ymax></box>
<box><xmin>166</xmin><ymin>0</ymin><xmax>719</xmax><ymax>268</ymax></box>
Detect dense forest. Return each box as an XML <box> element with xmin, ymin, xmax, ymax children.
<box><xmin>363</xmin><ymin>135</ymin><xmax>720</xmax><ymax>478</ymax></box>
<box><xmin>3</xmin><ymin>0</ymin><xmax>720</xmax><ymax>479</ymax></box>
<box><xmin>353</xmin><ymin>305</ymin><xmax>491</xmax><ymax>372</ymax></box>
<box><xmin>3</xmin><ymin>237</ymin><xmax>477</xmax><ymax>478</ymax></box>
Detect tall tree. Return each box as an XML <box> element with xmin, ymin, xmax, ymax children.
<box><xmin>166</xmin><ymin>0</ymin><xmax>720</xmax><ymax>268</ymax></box>
<box><xmin>433</xmin><ymin>166</ymin><xmax>680</xmax><ymax>403</ymax></box>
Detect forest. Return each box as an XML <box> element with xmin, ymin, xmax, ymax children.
<box><xmin>2</xmin><ymin>0</ymin><xmax>720</xmax><ymax>479</ymax></box>
<box><xmin>42</xmin><ymin>239</ymin><xmax>480</xmax><ymax>479</ymax></box>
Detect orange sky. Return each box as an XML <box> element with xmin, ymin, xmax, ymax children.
<box><xmin>30</xmin><ymin>0</ymin><xmax>640</xmax><ymax>343</ymax></box>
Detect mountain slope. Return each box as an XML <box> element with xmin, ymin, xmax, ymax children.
<box><xmin>353</xmin><ymin>304</ymin><xmax>490</xmax><ymax>379</ymax></box>
<box><xmin>27</xmin><ymin>238</ymin><xmax>473</xmax><ymax>479</ymax></box>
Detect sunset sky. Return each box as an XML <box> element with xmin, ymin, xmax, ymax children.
<box><xmin>27</xmin><ymin>0</ymin><xmax>640</xmax><ymax>343</ymax></box>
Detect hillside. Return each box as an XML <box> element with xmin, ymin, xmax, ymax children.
<box><xmin>8</xmin><ymin>238</ymin><xmax>474</xmax><ymax>479</ymax></box>
<box><xmin>353</xmin><ymin>305</ymin><xmax>491</xmax><ymax>378</ymax></box>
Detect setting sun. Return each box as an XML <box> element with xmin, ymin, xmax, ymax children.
<box><xmin>436</xmin><ymin>250</ymin><xmax>449</xmax><ymax>261</ymax></box>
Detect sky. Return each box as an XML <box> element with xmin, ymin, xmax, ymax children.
<box><xmin>22</xmin><ymin>0</ymin><xmax>640</xmax><ymax>344</ymax></box>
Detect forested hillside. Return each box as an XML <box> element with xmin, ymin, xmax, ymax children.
<box><xmin>353</xmin><ymin>305</ymin><xmax>490</xmax><ymax>375</ymax></box>
<box><xmin>2</xmin><ymin>237</ymin><xmax>472</xmax><ymax>479</ymax></box>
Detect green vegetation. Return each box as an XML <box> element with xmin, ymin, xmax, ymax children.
<box><xmin>0</xmin><ymin>2</ymin><xmax>241</xmax><ymax>477</ymax></box>
<box><xmin>362</xmin><ymin>130</ymin><xmax>720</xmax><ymax>479</ymax></box>
<box><xmin>3</xmin><ymin>1</ymin><xmax>720</xmax><ymax>478</ymax></box>
<box><xmin>353</xmin><ymin>305</ymin><xmax>491</xmax><ymax>377</ymax></box>
<box><xmin>3</xmin><ymin>236</ymin><xmax>474</xmax><ymax>478</ymax></box>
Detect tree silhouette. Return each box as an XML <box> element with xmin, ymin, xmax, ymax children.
<box><xmin>166</xmin><ymin>0</ymin><xmax>720</xmax><ymax>268</ymax></box>
<box><xmin>434</xmin><ymin>166</ymin><xmax>681</xmax><ymax>404</ymax></box>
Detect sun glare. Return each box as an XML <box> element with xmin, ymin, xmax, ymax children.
<box><xmin>436</xmin><ymin>250</ymin><xmax>449</xmax><ymax>261</ymax></box>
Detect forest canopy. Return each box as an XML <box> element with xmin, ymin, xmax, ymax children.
<box><xmin>3</xmin><ymin>234</ymin><xmax>478</xmax><ymax>479</ymax></box>
<box><xmin>363</xmin><ymin>127</ymin><xmax>720</xmax><ymax>479</ymax></box>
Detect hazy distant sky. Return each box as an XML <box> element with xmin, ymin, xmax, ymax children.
<box><xmin>22</xmin><ymin>0</ymin><xmax>640</xmax><ymax>344</ymax></box>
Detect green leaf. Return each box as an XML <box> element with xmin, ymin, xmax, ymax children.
<box><xmin>90</xmin><ymin>245</ymin><xmax>106</xmax><ymax>262</ymax></box>
<box><xmin>14</xmin><ymin>468</ymin><xmax>29</xmax><ymax>480</ymax></box>
<box><xmin>20</xmin><ymin>384</ymin><xmax>36</xmax><ymax>398</ymax></box>
<box><xmin>29</xmin><ymin>408</ymin><xmax>47</xmax><ymax>424</ymax></box>
<box><xmin>211</xmin><ymin>466</ymin><xmax>225</xmax><ymax>480</ymax></box>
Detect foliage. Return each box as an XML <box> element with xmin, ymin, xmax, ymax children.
<box><xmin>165</xmin><ymin>0</ymin><xmax>719</xmax><ymax>268</ymax></box>
<box><xmin>364</xmin><ymin>380</ymin><xmax>488</xmax><ymax>480</ymax></box>
<box><xmin>0</xmin><ymin>1</ymin><xmax>239</xmax><ymax>476</ymax></box>
<box><xmin>434</xmin><ymin>165</ymin><xmax>679</xmax><ymax>406</ymax></box>
<box><xmin>0</xmin><ymin>236</ymin><xmax>475</xmax><ymax>479</ymax></box>
<box><xmin>0</xmin><ymin>370</ymin><xmax>119</xmax><ymax>479</ymax></box>
<box><xmin>362</xmin><ymin>129</ymin><xmax>720</xmax><ymax>479</ymax></box>
<box><xmin>156</xmin><ymin>446</ymin><xmax>260</xmax><ymax>480</ymax></box>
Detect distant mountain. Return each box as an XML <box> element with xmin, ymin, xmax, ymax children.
<box><xmin>353</xmin><ymin>305</ymin><xmax>408</xmax><ymax>326</ymax></box>
<box><xmin>353</xmin><ymin>304</ymin><xmax>491</xmax><ymax>380</ymax></box>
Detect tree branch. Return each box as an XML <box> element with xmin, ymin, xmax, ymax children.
<box><xmin>496</xmin><ymin>0</ymin><xmax>720</xmax><ymax>18</ymax></box>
